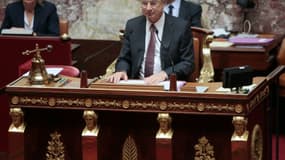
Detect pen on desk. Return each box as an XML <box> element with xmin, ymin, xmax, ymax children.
<box><xmin>57</xmin><ymin>78</ymin><xmax>69</xmax><ymax>87</ymax></box>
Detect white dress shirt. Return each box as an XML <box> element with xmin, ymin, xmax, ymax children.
<box><xmin>139</xmin><ymin>13</ymin><xmax>166</xmax><ymax>78</ymax></box>
<box><xmin>164</xmin><ymin>0</ymin><xmax>181</xmax><ymax>17</ymax></box>
<box><xmin>24</xmin><ymin>11</ymin><xmax>34</xmax><ymax>32</ymax></box>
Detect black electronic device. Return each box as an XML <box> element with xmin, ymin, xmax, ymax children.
<box><xmin>222</xmin><ymin>65</ymin><xmax>253</xmax><ymax>93</ymax></box>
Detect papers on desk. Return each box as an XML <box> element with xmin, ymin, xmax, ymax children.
<box><xmin>118</xmin><ymin>80</ymin><xmax>186</xmax><ymax>91</ymax></box>
<box><xmin>210</xmin><ymin>41</ymin><xmax>233</xmax><ymax>47</ymax></box>
<box><xmin>1</xmin><ymin>28</ymin><xmax>33</xmax><ymax>36</ymax></box>
<box><xmin>229</xmin><ymin>37</ymin><xmax>273</xmax><ymax>45</ymax></box>
<box><xmin>22</xmin><ymin>67</ymin><xmax>63</xmax><ymax>77</ymax></box>
<box><xmin>216</xmin><ymin>84</ymin><xmax>257</xmax><ymax>94</ymax></box>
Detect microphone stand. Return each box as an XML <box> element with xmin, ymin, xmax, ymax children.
<box><xmin>155</xmin><ymin>30</ymin><xmax>177</xmax><ymax>91</ymax></box>
<box><xmin>169</xmin><ymin>69</ymin><xmax>177</xmax><ymax>91</ymax></box>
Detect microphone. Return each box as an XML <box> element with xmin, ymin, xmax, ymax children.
<box><xmin>155</xmin><ymin>29</ymin><xmax>177</xmax><ymax>91</ymax></box>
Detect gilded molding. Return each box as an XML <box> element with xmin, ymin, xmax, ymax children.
<box><xmin>10</xmin><ymin>96</ymin><xmax>248</xmax><ymax>114</ymax></box>
<box><xmin>122</xmin><ymin>136</ymin><xmax>138</xmax><ymax>160</ymax></box>
<box><xmin>248</xmin><ymin>86</ymin><xmax>269</xmax><ymax>109</ymax></box>
<box><xmin>251</xmin><ymin>124</ymin><xmax>263</xmax><ymax>160</ymax></box>
<box><xmin>194</xmin><ymin>136</ymin><xmax>215</xmax><ymax>160</ymax></box>
<box><xmin>46</xmin><ymin>131</ymin><xmax>65</xmax><ymax>160</ymax></box>
<box><xmin>11</xmin><ymin>96</ymin><xmax>19</xmax><ymax>105</ymax></box>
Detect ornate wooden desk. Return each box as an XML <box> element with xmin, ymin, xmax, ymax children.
<box><xmin>5</xmin><ymin>76</ymin><xmax>271</xmax><ymax>160</ymax></box>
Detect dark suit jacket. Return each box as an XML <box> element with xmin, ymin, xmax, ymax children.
<box><xmin>179</xmin><ymin>0</ymin><xmax>202</xmax><ymax>27</ymax></box>
<box><xmin>116</xmin><ymin>14</ymin><xmax>194</xmax><ymax>81</ymax></box>
<box><xmin>0</xmin><ymin>1</ymin><xmax>59</xmax><ymax>36</ymax></box>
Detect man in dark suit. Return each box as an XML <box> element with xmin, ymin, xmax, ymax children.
<box><xmin>165</xmin><ymin>0</ymin><xmax>202</xmax><ymax>27</ymax></box>
<box><xmin>107</xmin><ymin>0</ymin><xmax>194</xmax><ymax>84</ymax></box>
<box><xmin>0</xmin><ymin>0</ymin><xmax>59</xmax><ymax>36</ymax></box>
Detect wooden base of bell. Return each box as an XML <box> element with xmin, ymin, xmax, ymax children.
<box><xmin>156</xmin><ymin>138</ymin><xmax>172</xmax><ymax>160</ymax></box>
<box><xmin>8</xmin><ymin>132</ymin><xmax>24</xmax><ymax>160</ymax></box>
<box><xmin>231</xmin><ymin>141</ymin><xmax>248</xmax><ymax>160</ymax></box>
<box><xmin>82</xmin><ymin>136</ymin><xmax>98</xmax><ymax>160</ymax></box>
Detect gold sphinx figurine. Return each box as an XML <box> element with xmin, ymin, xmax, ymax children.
<box><xmin>231</xmin><ymin>116</ymin><xmax>249</xmax><ymax>141</ymax></box>
<box><xmin>8</xmin><ymin>108</ymin><xmax>25</xmax><ymax>133</ymax></box>
<box><xmin>156</xmin><ymin>113</ymin><xmax>173</xmax><ymax>139</ymax></box>
<box><xmin>82</xmin><ymin>110</ymin><xmax>99</xmax><ymax>136</ymax></box>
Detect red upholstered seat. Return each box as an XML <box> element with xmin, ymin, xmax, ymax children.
<box><xmin>18</xmin><ymin>59</ymin><xmax>80</xmax><ymax>77</ymax></box>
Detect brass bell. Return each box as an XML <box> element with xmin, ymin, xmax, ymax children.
<box><xmin>22</xmin><ymin>43</ymin><xmax>53</xmax><ymax>85</ymax></box>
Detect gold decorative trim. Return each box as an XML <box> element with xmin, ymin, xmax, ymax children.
<box><xmin>11</xmin><ymin>96</ymin><xmax>19</xmax><ymax>105</ymax></box>
<box><xmin>46</xmin><ymin>131</ymin><xmax>65</xmax><ymax>160</ymax></box>
<box><xmin>194</xmin><ymin>136</ymin><xmax>215</xmax><ymax>160</ymax></box>
<box><xmin>197</xmin><ymin>103</ymin><xmax>205</xmax><ymax>112</ymax></box>
<box><xmin>251</xmin><ymin>124</ymin><xmax>263</xmax><ymax>160</ymax></box>
<box><xmin>159</xmin><ymin>101</ymin><xmax>167</xmax><ymax>110</ymax></box>
<box><xmin>248</xmin><ymin>86</ymin><xmax>269</xmax><ymax>110</ymax></box>
<box><xmin>122</xmin><ymin>136</ymin><xmax>138</xmax><ymax>160</ymax></box>
<box><xmin>11</xmin><ymin>96</ymin><xmax>244</xmax><ymax>114</ymax></box>
<box><xmin>122</xmin><ymin>100</ymin><xmax>130</xmax><ymax>109</ymax></box>
<box><xmin>234</xmin><ymin>104</ymin><xmax>243</xmax><ymax>113</ymax></box>
<box><xmin>84</xmin><ymin>98</ymin><xmax>92</xmax><ymax>107</ymax></box>
<box><xmin>48</xmin><ymin>97</ymin><xmax>56</xmax><ymax>107</ymax></box>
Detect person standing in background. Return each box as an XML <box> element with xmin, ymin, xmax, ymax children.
<box><xmin>164</xmin><ymin>0</ymin><xmax>202</xmax><ymax>27</ymax></box>
<box><xmin>0</xmin><ymin>0</ymin><xmax>59</xmax><ymax>36</ymax></box>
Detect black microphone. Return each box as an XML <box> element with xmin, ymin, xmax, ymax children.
<box><xmin>155</xmin><ymin>29</ymin><xmax>174</xmax><ymax>73</ymax></box>
<box><xmin>155</xmin><ymin>29</ymin><xmax>177</xmax><ymax>91</ymax></box>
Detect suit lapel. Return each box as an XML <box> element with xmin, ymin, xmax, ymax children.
<box><xmin>33</xmin><ymin>4</ymin><xmax>41</xmax><ymax>32</ymax></box>
<box><xmin>161</xmin><ymin>15</ymin><xmax>174</xmax><ymax>69</ymax></box>
<box><xmin>179</xmin><ymin>0</ymin><xmax>187</xmax><ymax>18</ymax></box>
<box><xmin>18</xmin><ymin>4</ymin><xmax>25</xmax><ymax>27</ymax></box>
<box><xmin>135</xmin><ymin>17</ymin><xmax>146</xmax><ymax>70</ymax></box>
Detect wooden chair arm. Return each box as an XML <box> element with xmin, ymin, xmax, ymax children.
<box><xmin>277</xmin><ymin>38</ymin><xmax>285</xmax><ymax>65</ymax></box>
<box><xmin>191</xmin><ymin>27</ymin><xmax>214</xmax><ymax>36</ymax></box>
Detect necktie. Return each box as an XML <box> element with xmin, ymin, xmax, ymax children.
<box><xmin>168</xmin><ymin>5</ymin><xmax>174</xmax><ymax>16</ymax></box>
<box><xmin>144</xmin><ymin>24</ymin><xmax>156</xmax><ymax>77</ymax></box>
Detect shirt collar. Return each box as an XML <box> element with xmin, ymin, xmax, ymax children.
<box><xmin>164</xmin><ymin>0</ymin><xmax>181</xmax><ymax>16</ymax></box>
<box><xmin>146</xmin><ymin>12</ymin><xmax>165</xmax><ymax>33</ymax></box>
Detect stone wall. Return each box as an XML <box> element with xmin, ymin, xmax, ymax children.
<box><xmin>0</xmin><ymin>0</ymin><xmax>284</xmax><ymax>40</ymax></box>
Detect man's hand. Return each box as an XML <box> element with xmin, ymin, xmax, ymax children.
<box><xmin>106</xmin><ymin>71</ymin><xmax>128</xmax><ymax>83</ymax></box>
<box><xmin>144</xmin><ymin>71</ymin><xmax>168</xmax><ymax>85</ymax></box>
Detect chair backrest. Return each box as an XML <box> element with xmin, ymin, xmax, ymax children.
<box><xmin>59</xmin><ymin>19</ymin><xmax>69</xmax><ymax>35</ymax></box>
<box><xmin>187</xmin><ymin>37</ymin><xmax>200</xmax><ymax>82</ymax></box>
<box><xmin>277</xmin><ymin>38</ymin><xmax>285</xmax><ymax>65</ymax></box>
<box><xmin>188</xmin><ymin>27</ymin><xmax>214</xmax><ymax>82</ymax></box>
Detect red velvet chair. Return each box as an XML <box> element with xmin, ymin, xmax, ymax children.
<box><xmin>18</xmin><ymin>61</ymin><xmax>80</xmax><ymax>77</ymax></box>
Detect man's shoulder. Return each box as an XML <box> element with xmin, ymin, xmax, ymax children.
<box><xmin>6</xmin><ymin>1</ymin><xmax>22</xmax><ymax>10</ymax></box>
<box><xmin>126</xmin><ymin>15</ymin><xmax>145</xmax><ymax>27</ymax></box>
<box><xmin>181</xmin><ymin>0</ymin><xmax>201</xmax><ymax>9</ymax></box>
<box><xmin>41</xmin><ymin>1</ymin><xmax>57</xmax><ymax>9</ymax></box>
<box><xmin>127</xmin><ymin>15</ymin><xmax>145</xmax><ymax>23</ymax></box>
<box><xmin>167</xmin><ymin>14</ymin><xmax>188</xmax><ymax>26</ymax></box>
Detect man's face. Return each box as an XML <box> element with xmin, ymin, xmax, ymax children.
<box><xmin>141</xmin><ymin>0</ymin><xmax>165</xmax><ymax>23</ymax></box>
